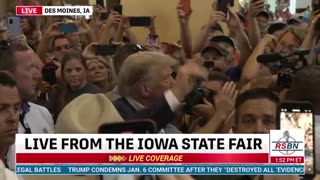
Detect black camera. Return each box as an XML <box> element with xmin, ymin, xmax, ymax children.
<box><xmin>183</xmin><ymin>87</ymin><xmax>214</xmax><ymax>114</ymax></box>
<box><xmin>257</xmin><ymin>49</ymin><xmax>310</xmax><ymax>88</ymax></box>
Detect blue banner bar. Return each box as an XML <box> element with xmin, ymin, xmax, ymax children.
<box><xmin>15</xmin><ymin>165</ymin><xmax>305</xmax><ymax>175</ymax></box>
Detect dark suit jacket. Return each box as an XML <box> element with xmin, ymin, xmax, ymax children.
<box><xmin>113</xmin><ymin>96</ymin><xmax>176</xmax><ymax>132</ymax></box>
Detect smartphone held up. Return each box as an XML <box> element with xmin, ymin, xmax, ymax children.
<box><xmin>7</xmin><ymin>17</ymin><xmax>21</xmax><ymax>40</ymax></box>
<box><xmin>217</xmin><ymin>0</ymin><xmax>234</xmax><ymax>15</ymax></box>
<box><xmin>278</xmin><ymin>101</ymin><xmax>315</xmax><ymax>179</ymax></box>
<box><xmin>129</xmin><ymin>17</ymin><xmax>151</xmax><ymax>27</ymax></box>
<box><xmin>180</xmin><ymin>0</ymin><xmax>191</xmax><ymax>15</ymax></box>
<box><xmin>58</xmin><ymin>23</ymin><xmax>78</xmax><ymax>34</ymax></box>
<box><xmin>95</xmin><ymin>45</ymin><xmax>118</xmax><ymax>56</ymax></box>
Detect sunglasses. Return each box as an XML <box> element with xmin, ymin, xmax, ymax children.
<box><xmin>53</xmin><ymin>44</ymin><xmax>73</xmax><ymax>52</ymax></box>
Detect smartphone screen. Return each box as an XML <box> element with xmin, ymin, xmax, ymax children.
<box><xmin>98</xmin><ymin>120</ymin><xmax>156</xmax><ymax>134</ymax></box>
<box><xmin>113</xmin><ymin>4</ymin><xmax>122</xmax><ymax>15</ymax></box>
<box><xmin>278</xmin><ymin>102</ymin><xmax>315</xmax><ymax>178</ymax></box>
<box><xmin>58</xmin><ymin>23</ymin><xmax>78</xmax><ymax>34</ymax></box>
<box><xmin>180</xmin><ymin>0</ymin><xmax>191</xmax><ymax>15</ymax></box>
<box><xmin>129</xmin><ymin>17</ymin><xmax>151</xmax><ymax>27</ymax></box>
<box><xmin>7</xmin><ymin>17</ymin><xmax>21</xmax><ymax>40</ymax></box>
<box><xmin>95</xmin><ymin>45</ymin><xmax>118</xmax><ymax>56</ymax></box>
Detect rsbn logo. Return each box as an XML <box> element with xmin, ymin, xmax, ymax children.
<box><xmin>272</xmin><ymin>130</ymin><xmax>303</xmax><ymax>155</ymax></box>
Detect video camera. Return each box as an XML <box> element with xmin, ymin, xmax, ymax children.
<box><xmin>257</xmin><ymin>49</ymin><xmax>310</xmax><ymax>88</ymax></box>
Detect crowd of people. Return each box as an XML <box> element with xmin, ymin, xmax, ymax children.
<box><xmin>0</xmin><ymin>0</ymin><xmax>320</xmax><ymax>179</ymax></box>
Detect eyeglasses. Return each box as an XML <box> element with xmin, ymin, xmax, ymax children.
<box><xmin>53</xmin><ymin>44</ymin><xmax>73</xmax><ymax>52</ymax></box>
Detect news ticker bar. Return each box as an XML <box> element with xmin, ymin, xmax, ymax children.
<box><xmin>15</xmin><ymin>165</ymin><xmax>305</xmax><ymax>175</ymax></box>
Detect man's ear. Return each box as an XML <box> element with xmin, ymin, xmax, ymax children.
<box><xmin>137</xmin><ymin>83</ymin><xmax>150</xmax><ymax>98</ymax></box>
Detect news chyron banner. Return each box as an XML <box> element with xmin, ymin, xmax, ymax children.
<box><xmin>15</xmin><ymin>130</ymin><xmax>305</xmax><ymax>175</ymax></box>
<box><xmin>16</xmin><ymin>6</ymin><xmax>93</xmax><ymax>16</ymax></box>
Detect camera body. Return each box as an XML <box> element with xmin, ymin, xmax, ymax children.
<box><xmin>184</xmin><ymin>87</ymin><xmax>214</xmax><ymax>114</ymax></box>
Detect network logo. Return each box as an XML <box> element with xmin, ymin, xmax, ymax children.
<box><xmin>271</xmin><ymin>130</ymin><xmax>304</xmax><ymax>155</ymax></box>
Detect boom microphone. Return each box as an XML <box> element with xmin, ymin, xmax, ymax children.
<box><xmin>257</xmin><ymin>53</ymin><xmax>284</xmax><ymax>64</ymax></box>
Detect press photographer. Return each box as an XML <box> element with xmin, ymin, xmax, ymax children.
<box><xmin>178</xmin><ymin>72</ymin><xmax>237</xmax><ymax>134</ymax></box>
<box><xmin>257</xmin><ymin>48</ymin><xmax>310</xmax><ymax>88</ymax></box>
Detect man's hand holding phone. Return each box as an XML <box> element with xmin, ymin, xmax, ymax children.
<box><xmin>226</xmin><ymin>5</ymin><xmax>242</xmax><ymax>30</ymax></box>
<box><xmin>75</xmin><ymin>19</ymin><xmax>91</xmax><ymax>34</ymax></box>
<box><xmin>209</xmin><ymin>1</ymin><xmax>226</xmax><ymax>25</ymax></box>
<box><xmin>82</xmin><ymin>42</ymin><xmax>100</xmax><ymax>59</ymax></box>
<box><xmin>180</xmin><ymin>0</ymin><xmax>191</xmax><ymax>16</ymax></box>
<box><xmin>177</xmin><ymin>3</ymin><xmax>192</xmax><ymax>25</ymax></box>
<box><xmin>44</xmin><ymin>23</ymin><xmax>63</xmax><ymax>38</ymax></box>
<box><xmin>105</xmin><ymin>11</ymin><xmax>122</xmax><ymax>27</ymax></box>
<box><xmin>248</xmin><ymin>0</ymin><xmax>265</xmax><ymax>18</ymax></box>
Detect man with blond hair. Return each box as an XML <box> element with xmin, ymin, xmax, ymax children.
<box><xmin>114</xmin><ymin>51</ymin><xmax>208</xmax><ymax>133</ymax></box>
<box><xmin>114</xmin><ymin>51</ymin><xmax>180</xmax><ymax>133</ymax></box>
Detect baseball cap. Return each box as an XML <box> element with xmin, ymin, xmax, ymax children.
<box><xmin>210</xmin><ymin>36</ymin><xmax>236</xmax><ymax>50</ymax></box>
<box><xmin>201</xmin><ymin>43</ymin><xmax>228</xmax><ymax>57</ymax></box>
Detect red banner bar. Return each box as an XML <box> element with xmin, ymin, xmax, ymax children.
<box><xmin>16</xmin><ymin>6</ymin><xmax>42</xmax><ymax>16</ymax></box>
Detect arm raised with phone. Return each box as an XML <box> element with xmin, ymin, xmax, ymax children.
<box><xmin>177</xmin><ymin>2</ymin><xmax>192</xmax><ymax>60</ymax></box>
<box><xmin>192</xmin><ymin>1</ymin><xmax>226</xmax><ymax>54</ymax></box>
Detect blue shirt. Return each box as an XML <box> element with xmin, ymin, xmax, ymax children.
<box><xmin>226</xmin><ymin>66</ymin><xmax>242</xmax><ymax>82</ymax></box>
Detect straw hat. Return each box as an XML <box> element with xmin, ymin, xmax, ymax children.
<box><xmin>55</xmin><ymin>94</ymin><xmax>124</xmax><ymax>133</ymax></box>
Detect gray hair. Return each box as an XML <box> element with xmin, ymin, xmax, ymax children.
<box><xmin>118</xmin><ymin>52</ymin><xmax>178</xmax><ymax>98</ymax></box>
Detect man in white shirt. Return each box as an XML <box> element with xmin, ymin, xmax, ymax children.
<box><xmin>0</xmin><ymin>42</ymin><xmax>54</xmax><ymax>175</ymax></box>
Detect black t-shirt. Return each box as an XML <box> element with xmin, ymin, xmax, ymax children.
<box><xmin>47</xmin><ymin>82</ymin><xmax>102</xmax><ymax>122</ymax></box>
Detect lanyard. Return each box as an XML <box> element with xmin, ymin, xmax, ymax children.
<box><xmin>20</xmin><ymin>101</ymin><xmax>31</xmax><ymax>134</ymax></box>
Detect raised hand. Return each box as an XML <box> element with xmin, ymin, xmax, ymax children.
<box><xmin>248</xmin><ymin>0</ymin><xmax>265</xmax><ymax>18</ymax></box>
<box><xmin>82</xmin><ymin>42</ymin><xmax>100</xmax><ymax>59</ymax></box>
<box><xmin>215</xmin><ymin>81</ymin><xmax>238</xmax><ymax>115</ymax></box>
<box><xmin>44</xmin><ymin>22</ymin><xmax>62</xmax><ymax>38</ymax></box>
<box><xmin>226</xmin><ymin>5</ymin><xmax>242</xmax><ymax>30</ymax></box>
<box><xmin>177</xmin><ymin>4</ymin><xmax>192</xmax><ymax>24</ymax></box>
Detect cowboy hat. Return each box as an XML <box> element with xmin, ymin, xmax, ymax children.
<box><xmin>55</xmin><ymin>94</ymin><xmax>124</xmax><ymax>133</ymax></box>
<box><xmin>0</xmin><ymin>160</ymin><xmax>19</xmax><ymax>180</ymax></box>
